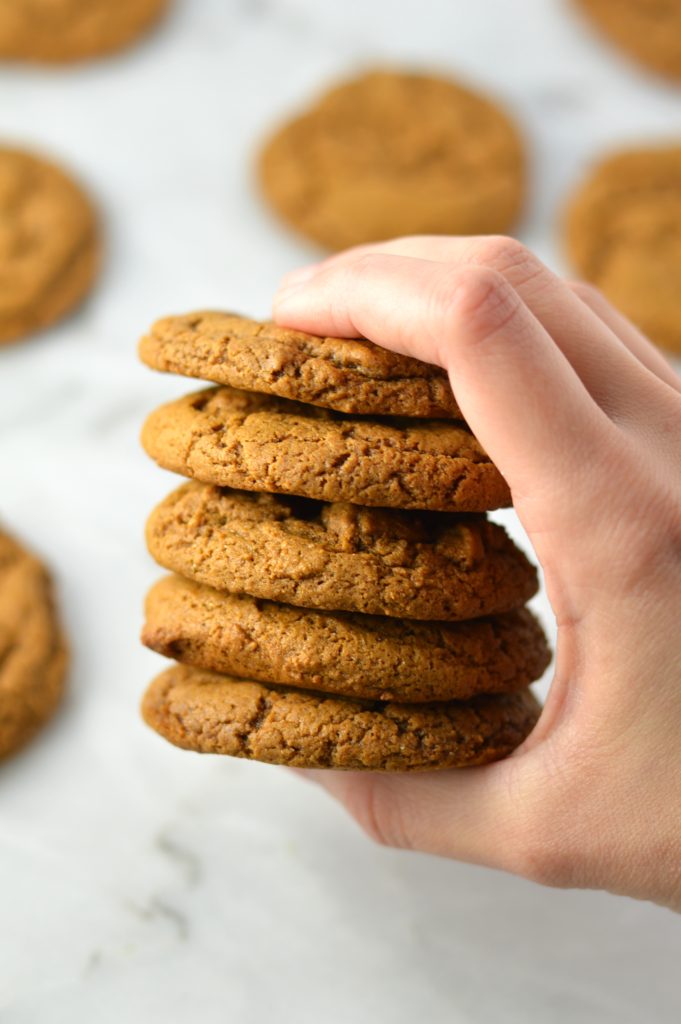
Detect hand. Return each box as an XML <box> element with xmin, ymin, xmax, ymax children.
<box><xmin>273</xmin><ymin>235</ymin><xmax>681</xmax><ymax>911</ymax></box>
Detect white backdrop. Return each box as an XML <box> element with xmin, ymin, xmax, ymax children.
<box><xmin>1</xmin><ymin>2</ymin><xmax>680</xmax><ymax>1021</ymax></box>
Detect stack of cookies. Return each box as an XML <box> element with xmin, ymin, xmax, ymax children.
<box><xmin>139</xmin><ymin>312</ymin><xmax>550</xmax><ymax>772</ymax></box>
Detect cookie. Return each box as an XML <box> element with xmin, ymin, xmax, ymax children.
<box><xmin>565</xmin><ymin>146</ymin><xmax>681</xmax><ymax>354</ymax></box>
<box><xmin>0</xmin><ymin>0</ymin><xmax>169</xmax><ymax>64</ymax></box>
<box><xmin>142</xmin><ymin>575</ymin><xmax>550</xmax><ymax>702</ymax></box>
<box><xmin>0</xmin><ymin>147</ymin><xmax>99</xmax><ymax>346</ymax></box>
<box><xmin>575</xmin><ymin>0</ymin><xmax>681</xmax><ymax>81</ymax></box>
<box><xmin>258</xmin><ymin>69</ymin><xmax>524</xmax><ymax>250</ymax></box>
<box><xmin>142</xmin><ymin>665</ymin><xmax>541</xmax><ymax>771</ymax></box>
<box><xmin>0</xmin><ymin>528</ymin><xmax>67</xmax><ymax>759</ymax></box>
<box><xmin>139</xmin><ymin>310</ymin><xmax>461</xmax><ymax>420</ymax></box>
<box><xmin>146</xmin><ymin>482</ymin><xmax>538</xmax><ymax>621</ymax></box>
<box><xmin>141</xmin><ymin>387</ymin><xmax>510</xmax><ymax>512</ymax></box>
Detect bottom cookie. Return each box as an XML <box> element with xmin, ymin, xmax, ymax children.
<box><xmin>141</xmin><ymin>665</ymin><xmax>541</xmax><ymax>771</ymax></box>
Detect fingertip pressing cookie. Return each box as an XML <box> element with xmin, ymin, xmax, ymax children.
<box><xmin>565</xmin><ymin>145</ymin><xmax>681</xmax><ymax>354</ymax></box>
<box><xmin>0</xmin><ymin>528</ymin><xmax>67</xmax><ymax>760</ymax></box>
<box><xmin>146</xmin><ymin>482</ymin><xmax>538</xmax><ymax>621</ymax></box>
<box><xmin>141</xmin><ymin>574</ymin><xmax>551</xmax><ymax>702</ymax></box>
<box><xmin>141</xmin><ymin>664</ymin><xmax>541</xmax><ymax>771</ymax></box>
<box><xmin>0</xmin><ymin>147</ymin><xmax>100</xmax><ymax>346</ymax></box>
<box><xmin>140</xmin><ymin>386</ymin><xmax>511</xmax><ymax>513</ymax></box>
<box><xmin>0</xmin><ymin>0</ymin><xmax>170</xmax><ymax>64</ymax></box>
<box><xmin>574</xmin><ymin>0</ymin><xmax>681</xmax><ymax>82</ymax></box>
<box><xmin>139</xmin><ymin>310</ymin><xmax>461</xmax><ymax>419</ymax></box>
<box><xmin>258</xmin><ymin>69</ymin><xmax>525</xmax><ymax>250</ymax></box>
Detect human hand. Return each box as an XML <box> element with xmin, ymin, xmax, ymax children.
<box><xmin>273</xmin><ymin>235</ymin><xmax>681</xmax><ymax>911</ymax></box>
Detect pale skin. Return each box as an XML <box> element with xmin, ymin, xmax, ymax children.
<box><xmin>272</xmin><ymin>235</ymin><xmax>681</xmax><ymax>912</ymax></box>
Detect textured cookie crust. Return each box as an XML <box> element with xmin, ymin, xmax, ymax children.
<box><xmin>565</xmin><ymin>146</ymin><xmax>681</xmax><ymax>354</ymax></box>
<box><xmin>575</xmin><ymin>0</ymin><xmax>681</xmax><ymax>81</ymax></box>
<box><xmin>139</xmin><ymin>310</ymin><xmax>461</xmax><ymax>420</ymax></box>
<box><xmin>0</xmin><ymin>529</ymin><xmax>67</xmax><ymax>759</ymax></box>
<box><xmin>142</xmin><ymin>666</ymin><xmax>541</xmax><ymax>771</ymax></box>
<box><xmin>142</xmin><ymin>575</ymin><xmax>551</xmax><ymax>702</ymax></box>
<box><xmin>0</xmin><ymin>0</ymin><xmax>169</xmax><ymax>63</ymax></box>
<box><xmin>0</xmin><ymin>147</ymin><xmax>99</xmax><ymax>345</ymax></box>
<box><xmin>141</xmin><ymin>387</ymin><xmax>510</xmax><ymax>512</ymax></box>
<box><xmin>147</xmin><ymin>482</ymin><xmax>538</xmax><ymax>621</ymax></box>
<box><xmin>258</xmin><ymin>69</ymin><xmax>524</xmax><ymax>250</ymax></box>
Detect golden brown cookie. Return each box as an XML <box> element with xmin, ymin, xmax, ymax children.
<box><xmin>142</xmin><ymin>575</ymin><xmax>551</xmax><ymax>702</ymax></box>
<box><xmin>146</xmin><ymin>482</ymin><xmax>538</xmax><ymax>621</ymax></box>
<box><xmin>258</xmin><ymin>69</ymin><xmax>525</xmax><ymax>250</ymax></box>
<box><xmin>565</xmin><ymin>145</ymin><xmax>681</xmax><ymax>354</ymax></box>
<box><xmin>141</xmin><ymin>386</ymin><xmax>511</xmax><ymax>512</ymax></box>
<box><xmin>0</xmin><ymin>147</ymin><xmax>99</xmax><ymax>346</ymax></box>
<box><xmin>0</xmin><ymin>0</ymin><xmax>169</xmax><ymax>64</ymax></box>
<box><xmin>142</xmin><ymin>665</ymin><xmax>541</xmax><ymax>771</ymax></box>
<box><xmin>139</xmin><ymin>310</ymin><xmax>461</xmax><ymax>419</ymax></box>
<box><xmin>0</xmin><ymin>528</ymin><xmax>67</xmax><ymax>759</ymax></box>
<box><xmin>574</xmin><ymin>0</ymin><xmax>681</xmax><ymax>81</ymax></box>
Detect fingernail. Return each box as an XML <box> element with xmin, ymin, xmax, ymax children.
<box><xmin>279</xmin><ymin>263</ymin><xmax>321</xmax><ymax>291</ymax></box>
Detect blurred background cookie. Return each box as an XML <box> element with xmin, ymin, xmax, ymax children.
<box><xmin>258</xmin><ymin>69</ymin><xmax>525</xmax><ymax>250</ymax></box>
<box><xmin>0</xmin><ymin>146</ymin><xmax>99</xmax><ymax>346</ymax></box>
<box><xmin>0</xmin><ymin>527</ymin><xmax>67</xmax><ymax>760</ymax></box>
<box><xmin>564</xmin><ymin>144</ymin><xmax>681</xmax><ymax>354</ymax></box>
<box><xmin>574</xmin><ymin>0</ymin><xmax>681</xmax><ymax>82</ymax></box>
<box><xmin>0</xmin><ymin>0</ymin><xmax>170</xmax><ymax>64</ymax></box>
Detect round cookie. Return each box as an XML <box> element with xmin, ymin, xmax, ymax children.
<box><xmin>0</xmin><ymin>0</ymin><xmax>169</xmax><ymax>64</ymax></box>
<box><xmin>565</xmin><ymin>146</ymin><xmax>681</xmax><ymax>354</ymax></box>
<box><xmin>258</xmin><ymin>69</ymin><xmax>525</xmax><ymax>250</ymax></box>
<box><xmin>142</xmin><ymin>665</ymin><xmax>541</xmax><ymax>771</ymax></box>
<box><xmin>139</xmin><ymin>310</ymin><xmax>462</xmax><ymax>420</ymax></box>
<box><xmin>141</xmin><ymin>386</ymin><xmax>511</xmax><ymax>513</ymax></box>
<box><xmin>141</xmin><ymin>575</ymin><xmax>551</xmax><ymax>702</ymax></box>
<box><xmin>146</xmin><ymin>482</ymin><xmax>538</xmax><ymax>621</ymax></box>
<box><xmin>0</xmin><ymin>147</ymin><xmax>99</xmax><ymax>346</ymax></box>
<box><xmin>574</xmin><ymin>0</ymin><xmax>681</xmax><ymax>82</ymax></box>
<box><xmin>0</xmin><ymin>528</ymin><xmax>67</xmax><ymax>759</ymax></box>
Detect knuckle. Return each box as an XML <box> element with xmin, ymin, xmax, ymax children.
<box><xmin>472</xmin><ymin>235</ymin><xmax>543</xmax><ymax>287</ymax></box>
<box><xmin>444</xmin><ymin>266</ymin><xmax>521</xmax><ymax>336</ymax></box>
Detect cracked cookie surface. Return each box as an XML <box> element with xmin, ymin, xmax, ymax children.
<box><xmin>0</xmin><ymin>528</ymin><xmax>67</xmax><ymax>759</ymax></box>
<box><xmin>141</xmin><ymin>386</ymin><xmax>511</xmax><ymax>512</ymax></box>
<box><xmin>139</xmin><ymin>310</ymin><xmax>461</xmax><ymax>419</ymax></box>
<box><xmin>142</xmin><ymin>665</ymin><xmax>541</xmax><ymax>770</ymax></box>
<box><xmin>0</xmin><ymin>0</ymin><xmax>169</xmax><ymax>63</ymax></box>
<box><xmin>258</xmin><ymin>69</ymin><xmax>524</xmax><ymax>250</ymax></box>
<box><xmin>0</xmin><ymin>147</ymin><xmax>99</xmax><ymax>345</ymax></box>
<box><xmin>565</xmin><ymin>145</ymin><xmax>681</xmax><ymax>353</ymax></box>
<box><xmin>146</xmin><ymin>481</ymin><xmax>537</xmax><ymax>620</ymax></box>
<box><xmin>142</xmin><ymin>575</ymin><xmax>551</xmax><ymax>702</ymax></box>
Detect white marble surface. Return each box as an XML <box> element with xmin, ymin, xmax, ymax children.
<box><xmin>1</xmin><ymin>1</ymin><xmax>680</xmax><ymax>1020</ymax></box>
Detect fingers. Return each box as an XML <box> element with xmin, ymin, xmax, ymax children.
<box><xmin>567</xmin><ymin>281</ymin><xmax>681</xmax><ymax>394</ymax></box>
<box><xmin>276</xmin><ymin>236</ymin><xmax>678</xmax><ymax>420</ymax></box>
<box><xmin>275</xmin><ymin>252</ymin><xmax>613</xmax><ymax>504</ymax></box>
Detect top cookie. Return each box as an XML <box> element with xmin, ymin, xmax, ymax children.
<box><xmin>258</xmin><ymin>69</ymin><xmax>525</xmax><ymax>250</ymax></box>
<box><xmin>0</xmin><ymin>0</ymin><xmax>169</xmax><ymax>63</ymax></box>
<box><xmin>140</xmin><ymin>311</ymin><xmax>461</xmax><ymax>420</ymax></box>
<box><xmin>0</xmin><ymin>147</ymin><xmax>99</xmax><ymax>346</ymax></box>
<box><xmin>141</xmin><ymin>386</ymin><xmax>511</xmax><ymax>513</ymax></box>
<box><xmin>575</xmin><ymin>0</ymin><xmax>681</xmax><ymax>82</ymax></box>
<box><xmin>0</xmin><ymin>528</ymin><xmax>67</xmax><ymax>759</ymax></box>
<box><xmin>565</xmin><ymin>146</ymin><xmax>681</xmax><ymax>354</ymax></box>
